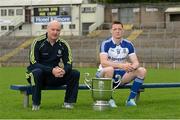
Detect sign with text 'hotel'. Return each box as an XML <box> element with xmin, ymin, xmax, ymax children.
<box><xmin>33</xmin><ymin>7</ymin><xmax>71</xmax><ymax>24</ymax></box>
<box><xmin>32</xmin><ymin>16</ymin><xmax>71</xmax><ymax>24</ymax></box>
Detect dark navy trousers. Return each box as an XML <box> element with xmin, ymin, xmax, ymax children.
<box><xmin>31</xmin><ymin>68</ymin><xmax>80</xmax><ymax>105</ymax></box>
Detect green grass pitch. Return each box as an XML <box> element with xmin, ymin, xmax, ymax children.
<box><xmin>0</xmin><ymin>67</ymin><xmax>180</xmax><ymax>119</ymax></box>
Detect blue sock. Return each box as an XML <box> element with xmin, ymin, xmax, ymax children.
<box><xmin>128</xmin><ymin>77</ymin><xmax>144</xmax><ymax>101</ymax></box>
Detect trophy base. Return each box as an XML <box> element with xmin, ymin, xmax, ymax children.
<box><xmin>93</xmin><ymin>100</ymin><xmax>110</xmax><ymax>111</ymax></box>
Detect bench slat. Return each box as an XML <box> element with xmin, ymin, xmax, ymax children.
<box><xmin>10</xmin><ymin>82</ymin><xmax>180</xmax><ymax>91</ymax></box>
<box><xmin>141</xmin><ymin>83</ymin><xmax>180</xmax><ymax>88</ymax></box>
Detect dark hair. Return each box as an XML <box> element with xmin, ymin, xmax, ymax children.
<box><xmin>111</xmin><ymin>21</ymin><xmax>123</xmax><ymax>28</ymax></box>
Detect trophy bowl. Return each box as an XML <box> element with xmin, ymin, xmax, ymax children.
<box><xmin>92</xmin><ymin>78</ymin><xmax>112</xmax><ymax>101</ymax></box>
<box><xmin>84</xmin><ymin>73</ymin><xmax>121</xmax><ymax>111</ymax></box>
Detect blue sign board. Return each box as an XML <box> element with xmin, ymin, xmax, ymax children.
<box><xmin>33</xmin><ymin>16</ymin><xmax>71</xmax><ymax>24</ymax></box>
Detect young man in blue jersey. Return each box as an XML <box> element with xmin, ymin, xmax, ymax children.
<box><xmin>27</xmin><ymin>20</ymin><xmax>80</xmax><ymax>110</ymax></box>
<box><xmin>96</xmin><ymin>21</ymin><xmax>147</xmax><ymax>107</ymax></box>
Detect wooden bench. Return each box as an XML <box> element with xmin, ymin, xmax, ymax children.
<box><xmin>10</xmin><ymin>83</ymin><xmax>180</xmax><ymax>108</ymax></box>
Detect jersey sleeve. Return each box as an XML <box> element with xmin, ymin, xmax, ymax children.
<box><xmin>128</xmin><ymin>41</ymin><xmax>135</xmax><ymax>55</ymax></box>
<box><xmin>100</xmin><ymin>41</ymin><xmax>108</xmax><ymax>54</ymax></box>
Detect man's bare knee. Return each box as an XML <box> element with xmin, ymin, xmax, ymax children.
<box><xmin>104</xmin><ymin>67</ymin><xmax>114</xmax><ymax>78</ymax></box>
<box><xmin>136</xmin><ymin>67</ymin><xmax>147</xmax><ymax>79</ymax></box>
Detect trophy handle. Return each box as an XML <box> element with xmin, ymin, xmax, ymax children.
<box><xmin>84</xmin><ymin>73</ymin><xmax>92</xmax><ymax>90</ymax></box>
<box><xmin>113</xmin><ymin>75</ymin><xmax>122</xmax><ymax>90</ymax></box>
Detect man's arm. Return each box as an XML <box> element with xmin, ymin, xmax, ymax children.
<box><xmin>100</xmin><ymin>53</ymin><xmax>121</xmax><ymax>68</ymax></box>
<box><xmin>61</xmin><ymin>40</ymin><xmax>72</xmax><ymax>74</ymax></box>
<box><xmin>128</xmin><ymin>53</ymin><xmax>139</xmax><ymax>70</ymax></box>
<box><xmin>28</xmin><ymin>39</ymin><xmax>53</xmax><ymax>73</ymax></box>
<box><xmin>100</xmin><ymin>53</ymin><xmax>137</xmax><ymax>72</ymax></box>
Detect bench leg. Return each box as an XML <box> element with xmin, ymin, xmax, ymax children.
<box><xmin>135</xmin><ymin>89</ymin><xmax>144</xmax><ymax>102</ymax></box>
<box><xmin>20</xmin><ymin>91</ymin><xmax>29</xmax><ymax>108</ymax></box>
<box><xmin>135</xmin><ymin>91</ymin><xmax>140</xmax><ymax>102</ymax></box>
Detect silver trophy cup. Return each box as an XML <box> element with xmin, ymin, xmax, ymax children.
<box><xmin>84</xmin><ymin>73</ymin><xmax>121</xmax><ymax>111</ymax></box>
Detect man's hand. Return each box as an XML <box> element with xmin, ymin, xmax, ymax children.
<box><xmin>121</xmin><ymin>63</ymin><xmax>136</xmax><ymax>72</ymax></box>
<box><xmin>52</xmin><ymin>66</ymin><xmax>65</xmax><ymax>78</ymax></box>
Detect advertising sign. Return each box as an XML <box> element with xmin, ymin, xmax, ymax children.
<box><xmin>33</xmin><ymin>16</ymin><xmax>71</xmax><ymax>24</ymax></box>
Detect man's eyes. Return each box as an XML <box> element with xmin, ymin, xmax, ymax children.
<box><xmin>112</xmin><ymin>28</ymin><xmax>122</xmax><ymax>31</ymax></box>
<box><xmin>52</xmin><ymin>29</ymin><xmax>60</xmax><ymax>32</ymax></box>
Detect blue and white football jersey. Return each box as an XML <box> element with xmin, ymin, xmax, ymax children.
<box><xmin>99</xmin><ymin>37</ymin><xmax>136</xmax><ymax>69</ymax></box>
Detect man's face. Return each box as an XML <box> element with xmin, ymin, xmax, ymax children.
<box><xmin>111</xmin><ymin>24</ymin><xmax>124</xmax><ymax>40</ymax></box>
<box><xmin>47</xmin><ymin>22</ymin><xmax>61</xmax><ymax>41</ymax></box>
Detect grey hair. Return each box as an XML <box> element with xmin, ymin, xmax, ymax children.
<box><xmin>47</xmin><ymin>20</ymin><xmax>61</xmax><ymax>28</ymax></box>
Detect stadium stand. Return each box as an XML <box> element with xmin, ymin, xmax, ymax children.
<box><xmin>123</xmin><ymin>24</ymin><xmax>133</xmax><ymax>30</ymax></box>
<box><xmin>0</xmin><ymin>23</ymin><xmax>180</xmax><ymax>68</ymax></box>
<box><xmin>127</xmin><ymin>29</ymin><xmax>143</xmax><ymax>41</ymax></box>
<box><xmin>133</xmin><ymin>28</ymin><xmax>180</xmax><ymax>68</ymax></box>
<box><xmin>0</xmin><ymin>37</ymin><xmax>33</xmax><ymax>66</ymax></box>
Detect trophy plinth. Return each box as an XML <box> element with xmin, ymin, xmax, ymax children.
<box><xmin>93</xmin><ymin>100</ymin><xmax>110</xmax><ymax>111</ymax></box>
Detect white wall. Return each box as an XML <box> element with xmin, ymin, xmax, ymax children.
<box><xmin>96</xmin><ymin>4</ymin><xmax>104</xmax><ymax>26</ymax></box>
<box><xmin>0</xmin><ymin>7</ymin><xmax>25</xmax><ymax>36</ymax></box>
<box><xmin>62</xmin><ymin>5</ymin><xmax>80</xmax><ymax>36</ymax></box>
<box><xmin>81</xmin><ymin>4</ymin><xmax>97</xmax><ymax>22</ymax></box>
<box><xmin>81</xmin><ymin>4</ymin><xmax>104</xmax><ymax>33</ymax></box>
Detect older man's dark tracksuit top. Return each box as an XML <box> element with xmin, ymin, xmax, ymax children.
<box><xmin>28</xmin><ymin>33</ymin><xmax>72</xmax><ymax>74</ymax></box>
